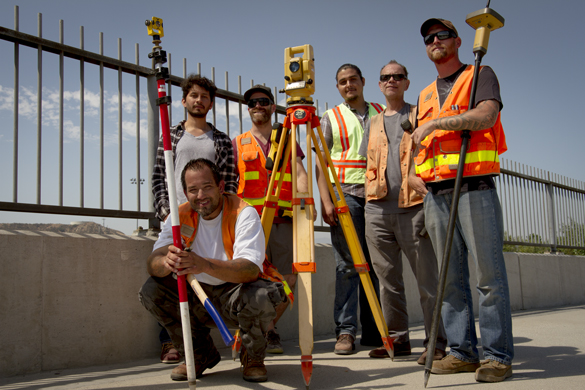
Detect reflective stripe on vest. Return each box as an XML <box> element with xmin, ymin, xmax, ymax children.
<box><xmin>236</xmin><ymin>131</ymin><xmax>293</xmax><ymax>215</ymax></box>
<box><xmin>414</xmin><ymin>65</ymin><xmax>507</xmax><ymax>182</ymax></box>
<box><xmin>327</xmin><ymin>102</ymin><xmax>384</xmax><ymax>184</ymax></box>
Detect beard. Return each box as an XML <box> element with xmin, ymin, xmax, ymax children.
<box><xmin>428</xmin><ymin>45</ymin><xmax>455</xmax><ymax>64</ymax></box>
<box><xmin>345</xmin><ymin>94</ymin><xmax>358</xmax><ymax>102</ymax></box>
<box><xmin>192</xmin><ymin>195</ymin><xmax>221</xmax><ymax>218</ymax></box>
<box><xmin>250</xmin><ymin>109</ymin><xmax>271</xmax><ymax>125</ymax></box>
<box><xmin>187</xmin><ymin>107</ymin><xmax>209</xmax><ymax>118</ymax></box>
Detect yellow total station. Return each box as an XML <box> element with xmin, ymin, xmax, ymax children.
<box><xmin>465</xmin><ymin>7</ymin><xmax>504</xmax><ymax>55</ymax></box>
<box><xmin>281</xmin><ymin>44</ymin><xmax>315</xmax><ymax>106</ymax></box>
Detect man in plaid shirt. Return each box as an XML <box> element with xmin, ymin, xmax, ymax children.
<box><xmin>152</xmin><ymin>74</ymin><xmax>237</xmax><ymax>222</ymax></box>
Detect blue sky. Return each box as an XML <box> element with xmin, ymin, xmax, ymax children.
<box><xmin>0</xmin><ymin>0</ymin><xmax>583</xmax><ymax>235</ymax></box>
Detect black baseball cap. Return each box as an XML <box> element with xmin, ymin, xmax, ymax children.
<box><xmin>420</xmin><ymin>18</ymin><xmax>459</xmax><ymax>38</ymax></box>
<box><xmin>244</xmin><ymin>84</ymin><xmax>274</xmax><ymax>103</ymax></box>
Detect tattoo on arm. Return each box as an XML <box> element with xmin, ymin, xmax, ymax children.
<box><xmin>434</xmin><ymin>100</ymin><xmax>499</xmax><ymax>131</ymax></box>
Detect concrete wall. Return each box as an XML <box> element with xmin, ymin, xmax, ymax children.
<box><xmin>1</xmin><ymin>230</ymin><xmax>584</xmax><ymax>377</ymax></box>
<box><xmin>0</xmin><ymin>230</ymin><xmax>160</xmax><ymax>377</ymax></box>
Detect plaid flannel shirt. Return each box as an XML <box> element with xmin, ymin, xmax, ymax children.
<box><xmin>152</xmin><ymin>121</ymin><xmax>238</xmax><ymax>221</ymax></box>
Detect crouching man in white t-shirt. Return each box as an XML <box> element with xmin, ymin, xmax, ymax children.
<box><xmin>139</xmin><ymin>158</ymin><xmax>286</xmax><ymax>384</ymax></box>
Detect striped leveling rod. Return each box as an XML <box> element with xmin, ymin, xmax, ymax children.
<box><xmin>155</xmin><ymin>74</ymin><xmax>197</xmax><ymax>389</ymax></box>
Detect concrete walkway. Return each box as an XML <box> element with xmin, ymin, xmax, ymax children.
<box><xmin>1</xmin><ymin>305</ymin><xmax>584</xmax><ymax>390</ymax></box>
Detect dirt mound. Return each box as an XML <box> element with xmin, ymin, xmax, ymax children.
<box><xmin>0</xmin><ymin>222</ymin><xmax>126</xmax><ymax>236</ymax></box>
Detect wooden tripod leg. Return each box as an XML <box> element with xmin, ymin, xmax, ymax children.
<box><xmin>291</xmin><ymin>121</ymin><xmax>316</xmax><ymax>388</ymax></box>
<box><xmin>311</xmin><ymin>125</ymin><xmax>395</xmax><ymax>359</ymax></box>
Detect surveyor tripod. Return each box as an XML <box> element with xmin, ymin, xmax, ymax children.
<box><xmin>259</xmin><ymin>99</ymin><xmax>396</xmax><ymax>389</ymax></box>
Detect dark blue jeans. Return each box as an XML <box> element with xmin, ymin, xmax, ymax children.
<box><xmin>330</xmin><ymin>191</ymin><xmax>380</xmax><ymax>340</ymax></box>
<box><xmin>424</xmin><ymin>189</ymin><xmax>514</xmax><ymax>364</ymax></box>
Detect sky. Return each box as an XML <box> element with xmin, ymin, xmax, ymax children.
<box><xmin>0</xmin><ymin>0</ymin><xmax>584</xmax><ymax>235</ymax></box>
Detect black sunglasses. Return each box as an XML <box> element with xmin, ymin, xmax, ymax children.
<box><xmin>380</xmin><ymin>74</ymin><xmax>407</xmax><ymax>82</ymax></box>
<box><xmin>247</xmin><ymin>98</ymin><xmax>272</xmax><ymax>108</ymax></box>
<box><xmin>424</xmin><ymin>30</ymin><xmax>457</xmax><ymax>45</ymax></box>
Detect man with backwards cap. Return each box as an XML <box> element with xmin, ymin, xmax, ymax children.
<box><xmin>232</xmin><ymin>85</ymin><xmax>309</xmax><ymax>354</ymax></box>
<box><xmin>410</xmin><ymin>18</ymin><xmax>513</xmax><ymax>382</ymax></box>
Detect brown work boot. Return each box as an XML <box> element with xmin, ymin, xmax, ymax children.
<box><xmin>170</xmin><ymin>347</ymin><xmax>221</xmax><ymax>381</ymax></box>
<box><xmin>475</xmin><ymin>359</ymin><xmax>512</xmax><ymax>382</ymax></box>
<box><xmin>417</xmin><ymin>347</ymin><xmax>447</xmax><ymax>365</ymax></box>
<box><xmin>431</xmin><ymin>354</ymin><xmax>481</xmax><ymax>374</ymax></box>
<box><xmin>160</xmin><ymin>342</ymin><xmax>180</xmax><ymax>364</ymax></box>
<box><xmin>240</xmin><ymin>346</ymin><xmax>267</xmax><ymax>382</ymax></box>
<box><xmin>369</xmin><ymin>340</ymin><xmax>411</xmax><ymax>358</ymax></box>
<box><xmin>334</xmin><ymin>334</ymin><xmax>355</xmax><ymax>355</ymax></box>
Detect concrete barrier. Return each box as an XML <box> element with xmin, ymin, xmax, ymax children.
<box><xmin>1</xmin><ymin>230</ymin><xmax>584</xmax><ymax>377</ymax></box>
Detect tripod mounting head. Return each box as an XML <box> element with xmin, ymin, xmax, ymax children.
<box><xmin>280</xmin><ymin>44</ymin><xmax>315</xmax><ymax>106</ymax></box>
<box><xmin>465</xmin><ymin>4</ymin><xmax>504</xmax><ymax>55</ymax></box>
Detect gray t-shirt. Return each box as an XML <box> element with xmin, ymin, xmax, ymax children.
<box><xmin>359</xmin><ymin>104</ymin><xmax>413</xmax><ymax>214</ymax></box>
<box><xmin>174</xmin><ymin>130</ymin><xmax>215</xmax><ymax>205</ymax></box>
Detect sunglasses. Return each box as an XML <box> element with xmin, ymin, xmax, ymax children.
<box><xmin>380</xmin><ymin>74</ymin><xmax>407</xmax><ymax>82</ymax></box>
<box><xmin>247</xmin><ymin>98</ymin><xmax>272</xmax><ymax>108</ymax></box>
<box><xmin>424</xmin><ymin>30</ymin><xmax>457</xmax><ymax>45</ymax></box>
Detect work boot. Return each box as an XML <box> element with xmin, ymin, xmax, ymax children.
<box><xmin>475</xmin><ymin>359</ymin><xmax>512</xmax><ymax>382</ymax></box>
<box><xmin>240</xmin><ymin>346</ymin><xmax>267</xmax><ymax>382</ymax></box>
<box><xmin>417</xmin><ymin>347</ymin><xmax>447</xmax><ymax>365</ymax></box>
<box><xmin>431</xmin><ymin>354</ymin><xmax>481</xmax><ymax>374</ymax></box>
<box><xmin>369</xmin><ymin>340</ymin><xmax>411</xmax><ymax>358</ymax></box>
<box><xmin>170</xmin><ymin>346</ymin><xmax>221</xmax><ymax>381</ymax></box>
<box><xmin>265</xmin><ymin>329</ymin><xmax>283</xmax><ymax>354</ymax></box>
<box><xmin>160</xmin><ymin>342</ymin><xmax>180</xmax><ymax>364</ymax></box>
<box><xmin>334</xmin><ymin>334</ymin><xmax>355</xmax><ymax>355</ymax></box>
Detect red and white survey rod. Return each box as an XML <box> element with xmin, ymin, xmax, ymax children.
<box><xmin>150</xmin><ymin>35</ymin><xmax>233</xmax><ymax>389</ymax></box>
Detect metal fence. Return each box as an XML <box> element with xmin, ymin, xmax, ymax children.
<box><xmin>1</xmin><ymin>6</ymin><xmax>584</xmax><ymax>252</ymax></box>
<box><xmin>497</xmin><ymin>159</ymin><xmax>585</xmax><ymax>253</ymax></box>
<box><xmin>0</xmin><ymin>6</ymin><xmax>294</xmax><ymax>229</ymax></box>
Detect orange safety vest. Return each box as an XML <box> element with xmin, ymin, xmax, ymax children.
<box><xmin>235</xmin><ymin>131</ymin><xmax>293</xmax><ymax>216</ymax></box>
<box><xmin>415</xmin><ymin>65</ymin><xmax>507</xmax><ymax>182</ymax></box>
<box><xmin>365</xmin><ymin>104</ymin><xmax>423</xmax><ymax>208</ymax></box>
<box><xmin>178</xmin><ymin>194</ymin><xmax>285</xmax><ymax>285</ymax></box>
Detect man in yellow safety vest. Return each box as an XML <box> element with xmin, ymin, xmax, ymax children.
<box><xmin>315</xmin><ymin>64</ymin><xmax>384</xmax><ymax>355</ymax></box>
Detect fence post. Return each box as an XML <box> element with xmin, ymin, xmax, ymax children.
<box><xmin>546</xmin><ymin>171</ymin><xmax>557</xmax><ymax>253</ymax></box>
<box><xmin>147</xmin><ymin>74</ymin><xmax>160</xmax><ymax>231</ymax></box>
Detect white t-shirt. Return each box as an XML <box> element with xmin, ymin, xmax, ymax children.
<box><xmin>153</xmin><ymin>204</ymin><xmax>265</xmax><ymax>285</ymax></box>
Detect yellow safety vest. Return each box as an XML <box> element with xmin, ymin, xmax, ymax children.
<box><xmin>325</xmin><ymin>102</ymin><xmax>384</xmax><ymax>184</ymax></box>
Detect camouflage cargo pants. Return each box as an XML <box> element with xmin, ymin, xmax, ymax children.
<box><xmin>139</xmin><ymin>275</ymin><xmax>286</xmax><ymax>360</ymax></box>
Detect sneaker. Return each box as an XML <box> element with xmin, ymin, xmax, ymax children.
<box><xmin>431</xmin><ymin>354</ymin><xmax>481</xmax><ymax>375</ymax></box>
<box><xmin>265</xmin><ymin>329</ymin><xmax>284</xmax><ymax>354</ymax></box>
<box><xmin>170</xmin><ymin>347</ymin><xmax>221</xmax><ymax>381</ymax></box>
<box><xmin>160</xmin><ymin>342</ymin><xmax>180</xmax><ymax>364</ymax></box>
<box><xmin>475</xmin><ymin>359</ymin><xmax>512</xmax><ymax>382</ymax></box>
<box><xmin>417</xmin><ymin>348</ymin><xmax>447</xmax><ymax>365</ymax></box>
<box><xmin>240</xmin><ymin>346</ymin><xmax>268</xmax><ymax>382</ymax></box>
<box><xmin>334</xmin><ymin>334</ymin><xmax>355</xmax><ymax>355</ymax></box>
<box><xmin>369</xmin><ymin>341</ymin><xmax>411</xmax><ymax>358</ymax></box>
